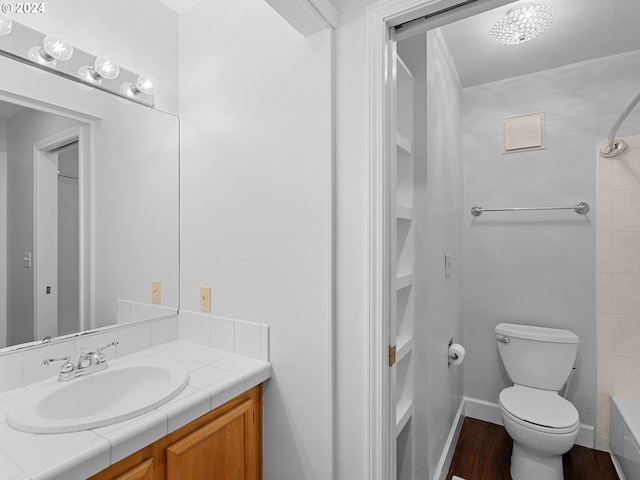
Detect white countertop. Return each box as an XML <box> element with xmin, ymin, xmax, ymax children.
<box><xmin>0</xmin><ymin>340</ymin><xmax>271</xmax><ymax>480</ymax></box>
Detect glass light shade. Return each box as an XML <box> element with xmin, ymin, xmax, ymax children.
<box><xmin>94</xmin><ymin>56</ymin><xmax>120</xmax><ymax>80</ymax></box>
<box><xmin>28</xmin><ymin>46</ymin><xmax>56</xmax><ymax>68</ymax></box>
<box><xmin>135</xmin><ymin>74</ymin><xmax>157</xmax><ymax>95</ymax></box>
<box><xmin>77</xmin><ymin>65</ymin><xmax>102</xmax><ymax>84</ymax></box>
<box><xmin>120</xmin><ymin>74</ymin><xmax>158</xmax><ymax>98</ymax></box>
<box><xmin>490</xmin><ymin>2</ymin><xmax>556</xmax><ymax>45</ymax></box>
<box><xmin>119</xmin><ymin>82</ymin><xmax>135</xmax><ymax>97</ymax></box>
<box><xmin>0</xmin><ymin>15</ymin><xmax>12</xmax><ymax>36</ymax></box>
<box><xmin>43</xmin><ymin>35</ymin><xmax>74</xmax><ymax>61</ymax></box>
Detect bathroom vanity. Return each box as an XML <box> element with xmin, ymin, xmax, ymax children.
<box><xmin>89</xmin><ymin>385</ymin><xmax>262</xmax><ymax>480</ymax></box>
<box><xmin>0</xmin><ymin>336</ymin><xmax>271</xmax><ymax>480</ymax></box>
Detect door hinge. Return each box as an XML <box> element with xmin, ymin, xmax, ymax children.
<box><xmin>389</xmin><ymin>345</ymin><xmax>396</xmax><ymax>367</ymax></box>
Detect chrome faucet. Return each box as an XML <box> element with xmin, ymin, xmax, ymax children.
<box><xmin>43</xmin><ymin>341</ymin><xmax>119</xmax><ymax>381</ymax></box>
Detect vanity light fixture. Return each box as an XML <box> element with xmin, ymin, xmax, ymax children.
<box><xmin>27</xmin><ymin>34</ymin><xmax>74</xmax><ymax>68</ymax></box>
<box><xmin>489</xmin><ymin>2</ymin><xmax>556</xmax><ymax>45</ymax></box>
<box><xmin>0</xmin><ymin>15</ymin><xmax>13</xmax><ymax>36</ymax></box>
<box><xmin>120</xmin><ymin>73</ymin><xmax>158</xmax><ymax>98</ymax></box>
<box><xmin>78</xmin><ymin>56</ymin><xmax>120</xmax><ymax>85</ymax></box>
<box><xmin>0</xmin><ymin>17</ymin><xmax>156</xmax><ymax>106</ymax></box>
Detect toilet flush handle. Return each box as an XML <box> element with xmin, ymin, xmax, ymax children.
<box><xmin>497</xmin><ymin>335</ymin><xmax>510</xmax><ymax>344</ymax></box>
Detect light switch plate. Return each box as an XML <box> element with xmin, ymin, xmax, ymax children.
<box><xmin>152</xmin><ymin>281</ymin><xmax>161</xmax><ymax>304</ymax></box>
<box><xmin>200</xmin><ymin>286</ymin><xmax>211</xmax><ymax>312</ymax></box>
<box><xmin>445</xmin><ymin>254</ymin><xmax>452</xmax><ymax>277</ymax></box>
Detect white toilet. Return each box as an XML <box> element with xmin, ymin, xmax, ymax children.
<box><xmin>495</xmin><ymin>323</ymin><xmax>580</xmax><ymax>480</ymax></box>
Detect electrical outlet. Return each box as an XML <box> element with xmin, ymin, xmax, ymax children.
<box><xmin>200</xmin><ymin>286</ymin><xmax>211</xmax><ymax>312</ymax></box>
<box><xmin>152</xmin><ymin>281</ymin><xmax>161</xmax><ymax>304</ymax></box>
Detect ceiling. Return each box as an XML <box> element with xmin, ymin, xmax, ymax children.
<box><xmin>157</xmin><ymin>0</ymin><xmax>203</xmax><ymax>14</ymax></box>
<box><xmin>439</xmin><ymin>0</ymin><xmax>640</xmax><ymax>87</ymax></box>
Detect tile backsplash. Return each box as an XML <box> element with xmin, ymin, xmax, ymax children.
<box><xmin>596</xmin><ymin>134</ymin><xmax>640</xmax><ymax>451</ymax></box>
<box><xmin>0</xmin><ymin>311</ymin><xmax>269</xmax><ymax>394</ymax></box>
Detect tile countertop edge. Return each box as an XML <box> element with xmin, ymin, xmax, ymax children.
<box><xmin>1</xmin><ymin>341</ymin><xmax>272</xmax><ymax>480</ymax></box>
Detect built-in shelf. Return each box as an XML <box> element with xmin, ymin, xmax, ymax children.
<box><xmin>396</xmin><ymin>272</ymin><xmax>413</xmax><ymax>291</ymax></box>
<box><xmin>396</xmin><ymin>205</ymin><xmax>413</xmax><ymax>220</ymax></box>
<box><xmin>395</xmin><ymin>334</ymin><xmax>414</xmax><ymax>364</ymax></box>
<box><xmin>396</xmin><ymin>132</ymin><xmax>413</xmax><ymax>155</ymax></box>
<box><xmin>396</xmin><ymin>399</ymin><xmax>414</xmax><ymax>437</ymax></box>
<box><xmin>393</xmin><ymin>50</ymin><xmax>414</xmax><ymax>476</ymax></box>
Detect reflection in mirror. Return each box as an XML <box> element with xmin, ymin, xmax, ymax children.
<box><xmin>0</xmin><ymin>55</ymin><xmax>179</xmax><ymax>352</ymax></box>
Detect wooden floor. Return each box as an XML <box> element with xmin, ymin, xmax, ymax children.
<box><xmin>446</xmin><ymin>417</ymin><xmax>619</xmax><ymax>480</ymax></box>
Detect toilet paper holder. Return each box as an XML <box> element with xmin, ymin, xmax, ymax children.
<box><xmin>448</xmin><ymin>338</ymin><xmax>465</xmax><ymax>367</ymax></box>
<box><xmin>448</xmin><ymin>337</ymin><xmax>455</xmax><ymax>367</ymax></box>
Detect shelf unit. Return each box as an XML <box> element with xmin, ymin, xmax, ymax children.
<box><xmin>391</xmin><ymin>52</ymin><xmax>415</xmax><ymax>480</ymax></box>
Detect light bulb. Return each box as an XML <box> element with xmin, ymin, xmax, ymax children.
<box><xmin>135</xmin><ymin>74</ymin><xmax>157</xmax><ymax>95</ymax></box>
<box><xmin>43</xmin><ymin>35</ymin><xmax>73</xmax><ymax>61</ymax></box>
<box><xmin>77</xmin><ymin>65</ymin><xmax>101</xmax><ymax>84</ymax></box>
<box><xmin>0</xmin><ymin>15</ymin><xmax>12</xmax><ymax>36</ymax></box>
<box><xmin>78</xmin><ymin>56</ymin><xmax>120</xmax><ymax>85</ymax></box>
<box><xmin>28</xmin><ymin>46</ymin><xmax>56</xmax><ymax>68</ymax></box>
<box><xmin>94</xmin><ymin>56</ymin><xmax>119</xmax><ymax>80</ymax></box>
<box><xmin>120</xmin><ymin>74</ymin><xmax>158</xmax><ymax>98</ymax></box>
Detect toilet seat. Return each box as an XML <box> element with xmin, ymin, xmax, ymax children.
<box><xmin>499</xmin><ymin>385</ymin><xmax>579</xmax><ymax>434</ymax></box>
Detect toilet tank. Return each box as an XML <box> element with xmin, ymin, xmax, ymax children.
<box><xmin>495</xmin><ymin>323</ymin><xmax>579</xmax><ymax>391</ymax></box>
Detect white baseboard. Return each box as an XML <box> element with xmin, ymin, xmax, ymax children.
<box><xmin>432</xmin><ymin>396</ymin><xmax>596</xmax><ymax>480</ymax></box>
<box><xmin>463</xmin><ymin>396</ymin><xmax>503</xmax><ymax>426</ymax></box>
<box><xmin>433</xmin><ymin>398</ymin><xmax>466</xmax><ymax>480</ymax></box>
<box><xmin>463</xmin><ymin>396</ymin><xmax>595</xmax><ymax>449</ymax></box>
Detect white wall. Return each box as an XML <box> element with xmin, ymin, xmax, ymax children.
<box><xmin>333</xmin><ymin>0</ymin><xmax>375</xmax><ymax>476</ymax></box>
<box><xmin>93</xmin><ymin>99</ymin><xmax>179</xmax><ymax>327</ymax></box>
<box><xmin>461</xmin><ymin>50</ymin><xmax>640</xmax><ymax>432</ymax></box>
<box><xmin>6</xmin><ymin>109</ymin><xmax>80</xmax><ymax>345</ymax></box>
<box><xmin>178</xmin><ymin>0</ymin><xmax>333</xmax><ymax>478</ymax></box>
<box><xmin>0</xmin><ymin>119</ymin><xmax>7</xmax><ymax>152</ymax></box>
<box><xmin>5</xmin><ymin>0</ymin><xmax>178</xmax><ymax>114</ymax></box>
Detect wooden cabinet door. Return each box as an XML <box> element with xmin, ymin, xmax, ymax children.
<box><xmin>114</xmin><ymin>459</ymin><xmax>154</xmax><ymax>480</ymax></box>
<box><xmin>166</xmin><ymin>398</ymin><xmax>256</xmax><ymax>480</ymax></box>
<box><xmin>91</xmin><ymin>458</ymin><xmax>154</xmax><ymax>480</ymax></box>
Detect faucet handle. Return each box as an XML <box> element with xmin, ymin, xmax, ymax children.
<box><xmin>42</xmin><ymin>355</ymin><xmax>74</xmax><ymax>373</ymax></box>
<box><xmin>97</xmin><ymin>341</ymin><xmax>119</xmax><ymax>354</ymax></box>
<box><xmin>96</xmin><ymin>341</ymin><xmax>118</xmax><ymax>362</ymax></box>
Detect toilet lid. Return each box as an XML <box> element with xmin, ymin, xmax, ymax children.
<box><xmin>499</xmin><ymin>386</ymin><xmax>579</xmax><ymax>429</ymax></box>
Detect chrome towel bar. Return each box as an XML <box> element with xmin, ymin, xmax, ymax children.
<box><xmin>471</xmin><ymin>202</ymin><xmax>589</xmax><ymax>217</ymax></box>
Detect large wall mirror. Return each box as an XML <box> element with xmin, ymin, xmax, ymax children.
<box><xmin>0</xmin><ymin>54</ymin><xmax>179</xmax><ymax>351</ymax></box>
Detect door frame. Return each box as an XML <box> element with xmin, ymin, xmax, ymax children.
<box><xmin>364</xmin><ymin>1</ymin><xmax>515</xmax><ymax>478</ymax></box>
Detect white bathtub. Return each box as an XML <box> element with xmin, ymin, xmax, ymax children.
<box><xmin>610</xmin><ymin>396</ymin><xmax>640</xmax><ymax>480</ymax></box>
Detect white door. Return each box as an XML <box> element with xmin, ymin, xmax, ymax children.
<box><xmin>388</xmin><ymin>33</ymin><xmax>400</xmax><ymax>480</ymax></box>
<box><xmin>389</xmin><ymin>31</ymin><xmax>416</xmax><ymax>480</ymax></box>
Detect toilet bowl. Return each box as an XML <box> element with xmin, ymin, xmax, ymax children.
<box><xmin>495</xmin><ymin>323</ymin><xmax>580</xmax><ymax>480</ymax></box>
<box><xmin>499</xmin><ymin>385</ymin><xmax>579</xmax><ymax>480</ymax></box>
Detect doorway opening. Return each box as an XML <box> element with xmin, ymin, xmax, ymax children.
<box><xmin>34</xmin><ymin>127</ymin><xmax>85</xmax><ymax>342</ymax></box>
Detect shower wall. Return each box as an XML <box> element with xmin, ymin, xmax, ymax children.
<box><xmin>596</xmin><ymin>134</ymin><xmax>640</xmax><ymax>450</ymax></box>
<box><xmin>462</xmin><ymin>50</ymin><xmax>640</xmax><ymax>442</ymax></box>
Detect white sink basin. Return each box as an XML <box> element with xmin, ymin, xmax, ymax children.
<box><xmin>7</xmin><ymin>358</ymin><xmax>189</xmax><ymax>433</ymax></box>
